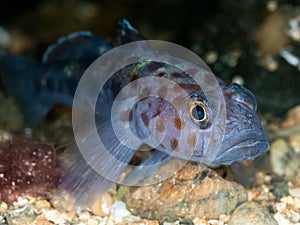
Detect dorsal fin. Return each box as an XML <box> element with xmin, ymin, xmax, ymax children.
<box><xmin>117</xmin><ymin>19</ymin><xmax>146</xmax><ymax>44</ymax></box>
<box><xmin>42</xmin><ymin>31</ymin><xmax>113</xmax><ymax>64</ymax></box>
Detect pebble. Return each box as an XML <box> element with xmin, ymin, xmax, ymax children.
<box><xmin>110</xmin><ymin>201</ymin><xmax>131</xmax><ymax>223</ymax></box>
<box><xmin>35</xmin><ymin>200</ymin><xmax>51</xmax><ymax>210</ymax></box>
<box><xmin>275</xmin><ymin>202</ymin><xmax>286</xmax><ymax>213</ymax></box>
<box><xmin>0</xmin><ymin>216</ymin><xmax>5</xmax><ymax>224</ymax></box>
<box><xmin>274</xmin><ymin>212</ymin><xmax>289</xmax><ymax>225</ymax></box>
<box><xmin>204</xmin><ymin>51</ymin><xmax>218</xmax><ymax>64</ymax></box>
<box><xmin>16</xmin><ymin>197</ymin><xmax>29</xmax><ymax>207</ymax></box>
<box><xmin>192</xmin><ymin>217</ymin><xmax>209</xmax><ymax>225</ymax></box>
<box><xmin>0</xmin><ymin>130</ymin><xmax>11</xmax><ymax>142</ymax></box>
<box><xmin>280</xmin><ymin>195</ymin><xmax>300</xmax><ymax>206</ymax></box>
<box><xmin>288</xmin><ymin>16</ymin><xmax>300</xmax><ymax>41</ymax></box>
<box><xmin>127</xmin><ymin>219</ymin><xmax>160</xmax><ymax>225</ymax></box>
<box><xmin>281</xmin><ymin>105</ymin><xmax>300</xmax><ymax>129</ymax></box>
<box><xmin>90</xmin><ymin>192</ymin><xmax>112</xmax><ymax>216</ymax></box>
<box><xmin>288</xmin><ymin>134</ymin><xmax>300</xmax><ymax>154</ymax></box>
<box><xmin>0</xmin><ymin>201</ymin><xmax>8</xmax><ymax>212</ymax></box>
<box><xmin>232</xmin><ymin>75</ymin><xmax>244</xmax><ymax>85</ymax></box>
<box><xmin>266</xmin><ymin>1</ymin><xmax>278</xmax><ymax>12</ymax></box>
<box><xmin>255</xmin><ymin>11</ymin><xmax>289</xmax><ymax>54</ymax></box>
<box><xmin>269</xmin><ymin>138</ymin><xmax>299</xmax><ymax>176</ymax></box>
<box><xmin>261</xmin><ymin>55</ymin><xmax>278</xmax><ymax>72</ymax></box>
<box><xmin>289</xmin><ymin>187</ymin><xmax>300</xmax><ymax>198</ymax></box>
<box><xmin>44</xmin><ymin>209</ymin><xmax>71</xmax><ymax>224</ymax></box>
<box><xmin>228</xmin><ymin>201</ymin><xmax>278</xmax><ymax>225</ymax></box>
<box><xmin>34</xmin><ymin>216</ymin><xmax>54</xmax><ymax>225</ymax></box>
<box><xmin>126</xmin><ymin>162</ymin><xmax>247</xmax><ymax>222</ymax></box>
<box><xmin>78</xmin><ymin>210</ymin><xmax>91</xmax><ymax>221</ymax></box>
<box><xmin>270</xmin><ymin>177</ymin><xmax>289</xmax><ymax>198</ymax></box>
<box><xmin>86</xmin><ymin>218</ymin><xmax>99</xmax><ymax>225</ymax></box>
<box><xmin>288</xmin><ymin>209</ymin><xmax>300</xmax><ymax>223</ymax></box>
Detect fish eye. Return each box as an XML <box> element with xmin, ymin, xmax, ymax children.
<box><xmin>190</xmin><ymin>101</ymin><xmax>206</xmax><ymax>121</ymax></box>
<box><xmin>189</xmin><ymin>100</ymin><xmax>210</xmax><ymax>129</ymax></box>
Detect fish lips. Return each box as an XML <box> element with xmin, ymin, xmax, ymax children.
<box><xmin>209</xmin><ymin>83</ymin><xmax>270</xmax><ymax>166</ymax></box>
<box><xmin>211</xmin><ymin>130</ymin><xmax>269</xmax><ymax>166</ymax></box>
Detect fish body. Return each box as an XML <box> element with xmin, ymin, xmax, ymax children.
<box><xmin>0</xmin><ymin>20</ymin><xmax>269</xmax><ymax>209</ymax></box>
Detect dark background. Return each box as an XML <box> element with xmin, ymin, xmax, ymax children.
<box><xmin>0</xmin><ymin>0</ymin><xmax>300</xmax><ymax>116</ymax></box>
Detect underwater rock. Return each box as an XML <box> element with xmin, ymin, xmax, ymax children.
<box><xmin>289</xmin><ymin>134</ymin><xmax>300</xmax><ymax>154</ymax></box>
<box><xmin>0</xmin><ymin>130</ymin><xmax>61</xmax><ymax>203</ymax></box>
<box><xmin>126</xmin><ymin>162</ymin><xmax>247</xmax><ymax>222</ymax></box>
<box><xmin>270</xmin><ymin>138</ymin><xmax>299</xmax><ymax>177</ymax></box>
<box><xmin>255</xmin><ymin>11</ymin><xmax>289</xmax><ymax>54</ymax></box>
<box><xmin>228</xmin><ymin>201</ymin><xmax>278</xmax><ymax>225</ymax></box>
<box><xmin>281</xmin><ymin>105</ymin><xmax>300</xmax><ymax>129</ymax></box>
<box><xmin>270</xmin><ymin>105</ymin><xmax>300</xmax><ymax>177</ymax></box>
<box><xmin>274</xmin><ymin>105</ymin><xmax>300</xmax><ymax>140</ymax></box>
<box><xmin>89</xmin><ymin>192</ymin><xmax>112</xmax><ymax>217</ymax></box>
<box><xmin>270</xmin><ymin>176</ymin><xmax>289</xmax><ymax>198</ymax></box>
<box><xmin>1</xmin><ymin>197</ymin><xmax>75</xmax><ymax>225</ymax></box>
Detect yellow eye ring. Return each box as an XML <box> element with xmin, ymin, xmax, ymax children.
<box><xmin>189</xmin><ymin>101</ymin><xmax>207</xmax><ymax>121</ymax></box>
<box><xmin>189</xmin><ymin>100</ymin><xmax>210</xmax><ymax>129</ymax></box>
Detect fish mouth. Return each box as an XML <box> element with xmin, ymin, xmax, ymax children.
<box><xmin>212</xmin><ymin>130</ymin><xmax>269</xmax><ymax>166</ymax></box>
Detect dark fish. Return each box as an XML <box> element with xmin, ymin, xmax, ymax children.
<box><xmin>0</xmin><ymin>19</ymin><xmax>269</xmax><ymax>211</ymax></box>
<box><xmin>0</xmin><ymin>31</ymin><xmax>113</xmax><ymax>125</ymax></box>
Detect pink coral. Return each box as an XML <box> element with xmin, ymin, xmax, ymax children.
<box><xmin>0</xmin><ymin>134</ymin><xmax>61</xmax><ymax>203</ymax></box>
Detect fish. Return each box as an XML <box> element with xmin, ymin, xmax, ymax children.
<box><xmin>0</xmin><ymin>31</ymin><xmax>113</xmax><ymax>125</ymax></box>
<box><xmin>0</xmin><ymin>19</ymin><xmax>269</xmax><ymax>210</ymax></box>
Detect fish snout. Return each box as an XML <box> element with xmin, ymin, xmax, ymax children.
<box><xmin>219</xmin><ymin>130</ymin><xmax>269</xmax><ymax>164</ymax></box>
<box><xmin>210</xmin><ymin>83</ymin><xmax>269</xmax><ymax>166</ymax></box>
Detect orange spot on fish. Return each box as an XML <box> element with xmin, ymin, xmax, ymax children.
<box><xmin>243</xmin><ymin>98</ymin><xmax>251</xmax><ymax>107</ymax></box>
<box><xmin>170</xmin><ymin>138</ymin><xmax>178</xmax><ymax>151</ymax></box>
<box><xmin>141</xmin><ymin>112</ymin><xmax>149</xmax><ymax>127</ymax></box>
<box><xmin>224</xmin><ymin>91</ymin><xmax>237</xmax><ymax>99</ymax></box>
<box><xmin>178</xmin><ymin>83</ymin><xmax>201</xmax><ymax>91</ymax></box>
<box><xmin>174</xmin><ymin>117</ymin><xmax>183</xmax><ymax>130</ymax></box>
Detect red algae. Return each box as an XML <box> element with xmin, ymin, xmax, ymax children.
<box><xmin>0</xmin><ymin>132</ymin><xmax>61</xmax><ymax>203</ymax></box>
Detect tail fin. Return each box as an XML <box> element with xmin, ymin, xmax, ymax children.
<box><xmin>0</xmin><ymin>31</ymin><xmax>114</xmax><ymax>126</ymax></box>
<box><xmin>0</xmin><ymin>53</ymin><xmax>54</xmax><ymax>126</ymax></box>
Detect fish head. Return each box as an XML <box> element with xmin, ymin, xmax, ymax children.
<box><xmin>210</xmin><ymin>82</ymin><xmax>269</xmax><ymax>166</ymax></box>
<box><xmin>122</xmin><ymin>61</ymin><xmax>268</xmax><ymax>166</ymax></box>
